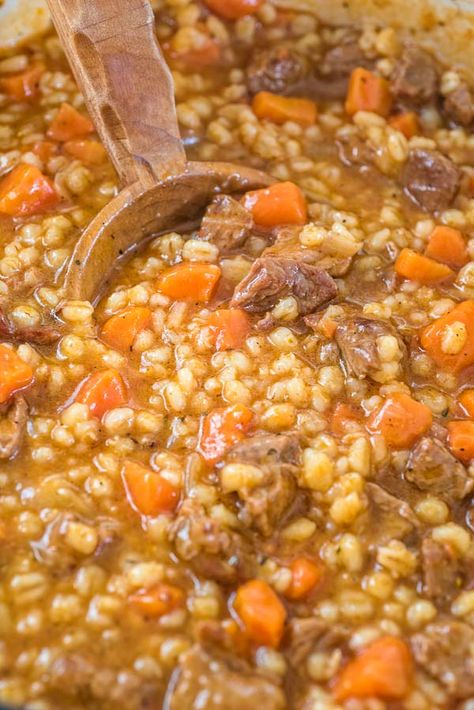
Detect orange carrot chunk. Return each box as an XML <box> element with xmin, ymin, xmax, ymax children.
<box><xmin>129</xmin><ymin>583</ymin><xmax>184</xmax><ymax>617</ymax></box>
<box><xmin>74</xmin><ymin>369</ymin><xmax>127</xmax><ymax>418</ymax></box>
<box><xmin>47</xmin><ymin>102</ymin><xmax>94</xmax><ymax>142</ymax></box>
<box><xmin>447</xmin><ymin>420</ymin><xmax>474</xmax><ymax>463</ymax></box>
<box><xmin>388</xmin><ymin>111</ymin><xmax>419</xmax><ymax>138</ymax></box>
<box><xmin>157</xmin><ymin>262</ymin><xmax>221</xmax><ymax>303</ymax></box>
<box><xmin>204</xmin><ymin>0</ymin><xmax>263</xmax><ymax>20</ymax></box>
<box><xmin>330</xmin><ymin>402</ymin><xmax>362</xmax><ymax>437</ymax></box>
<box><xmin>252</xmin><ymin>92</ymin><xmax>317</xmax><ymax>126</ymax></box>
<box><xmin>207</xmin><ymin>309</ymin><xmax>250</xmax><ymax>351</ymax></box>
<box><xmin>234</xmin><ymin>579</ymin><xmax>287</xmax><ymax>648</ymax></box>
<box><xmin>243</xmin><ymin>182</ymin><xmax>307</xmax><ymax>227</ymax></box>
<box><xmin>63</xmin><ymin>139</ymin><xmax>107</xmax><ymax>165</ymax></box>
<box><xmin>32</xmin><ymin>140</ymin><xmax>57</xmax><ymax>162</ymax></box>
<box><xmin>367</xmin><ymin>392</ymin><xmax>432</xmax><ymax>449</ymax></box>
<box><xmin>424</xmin><ymin>225</ymin><xmax>469</xmax><ymax>268</ymax></box>
<box><xmin>333</xmin><ymin>636</ymin><xmax>413</xmax><ymax>701</ymax></box>
<box><xmin>0</xmin><ymin>344</ymin><xmax>34</xmax><ymax>404</ymax></box>
<box><xmin>0</xmin><ymin>65</ymin><xmax>43</xmax><ymax>102</ymax></box>
<box><xmin>459</xmin><ymin>389</ymin><xmax>474</xmax><ymax>417</ymax></box>
<box><xmin>345</xmin><ymin>68</ymin><xmax>392</xmax><ymax>117</ymax></box>
<box><xmin>0</xmin><ymin>164</ymin><xmax>58</xmax><ymax>217</ymax></box>
<box><xmin>101</xmin><ymin>307</ymin><xmax>152</xmax><ymax>352</ymax></box>
<box><xmin>285</xmin><ymin>558</ymin><xmax>323</xmax><ymax>600</ymax></box>
<box><xmin>122</xmin><ymin>460</ymin><xmax>180</xmax><ymax>517</ymax></box>
<box><xmin>198</xmin><ymin>403</ymin><xmax>253</xmax><ymax>465</ymax></box>
<box><xmin>395</xmin><ymin>248</ymin><xmax>454</xmax><ymax>284</ymax></box>
<box><xmin>420</xmin><ymin>300</ymin><xmax>474</xmax><ymax>374</ymax></box>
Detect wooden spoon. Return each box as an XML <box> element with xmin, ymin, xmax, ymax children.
<box><xmin>46</xmin><ymin>0</ymin><xmax>272</xmax><ymax>303</ymax></box>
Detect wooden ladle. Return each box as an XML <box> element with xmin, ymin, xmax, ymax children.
<box><xmin>46</xmin><ymin>0</ymin><xmax>272</xmax><ymax>303</ymax></box>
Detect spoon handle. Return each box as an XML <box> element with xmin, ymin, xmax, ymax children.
<box><xmin>46</xmin><ymin>0</ymin><xmax>186</xmax><ymax>186</ymax></box>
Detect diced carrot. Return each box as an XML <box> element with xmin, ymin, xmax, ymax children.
<box><xmin>207</xmin><ymin>308</ymin><xmax>250</xmax><ymax>351</ymax></box>
<box><xmin>243</xmin><ymin>182</ymin><xmax>307</xmax><ymax>227</ymax></box>
<box><xmin>0</xmin><ymin>344</ymin><xmax>34</xmax><ymax>404</ymax></box>
<box><xmin>74</xmin><ymin>369</ymin><xmax>128</xmax><ymax>418</ymax></box>
<box><xmin>122</xmin><ymin>460</ymin><xmax>180</xmax><ymax>517</ymax></box>
<box><xmin>388</xmin><ymin>111</ymin><xmax>419</xmax><ymax>138</ymax></box>
<box><xmin>47</xmin><ymin>102</ymin><xmax>94</xmax><ymax>142</ymax></box>
<box><xmin>447</xmin><ymin>420</ymin><xmax>474</xmax><ymax>463</ymax></box>
<box><xmin>168</xmin><ymin>38</ymin><xmax>220</xmax><ymax>68</ymax></box>
<box><xmin>101</xmin><ymin>306</ymin><xmax>152</xmax><ymax>352</ymax></box>
<box><xmin>157</xmin><ymin>262</ymin><xmax>221</xmax><ymax>303</ymax></box>
<box><xmin>367</xmin><ymin>392</ymin><xmax>432</xmax><ymax>449</ymax></box>
<box><xmin>424</xmin><ymin>225</ymin><xmax>469</xmax><ymax>268</ymax></box>
<box><xmin>333</xmin><ymin>636</ymin><xmax>413</xmax><ymax>701</ymax></box>
<box><xmin>345</xmin><ymin>68</ymin><xmax>392</xmax><ymax>117</ymax></box>
<box><xmin>0</xmin><ymin>65</ymin><xmax>43</xmax><ymax>102</ymax></box>
<box><xmin>198</xmin><ymin>403</ymin><xmax>254</xmax><ymax>465</ymax></box>
<box><xmin>330</xmin><ymin>402</ymin><xmax>362</xmax><ymax>437</ymax></box>
<box><xmin>252</xmin><ymin>92</ymin><xmax>317</xmax><ymax>127</ymax></box>
<box><xmin>459</xmin><ymin>389</ymin><xmax>474</xmax><ymax>417</ymax></box>
<box><xmin>129</xmin><ymin>583</ymin><xmax>184</xmax><ymax>617</ymax></box>
<box><xmin>0</xmin><ymin>164</ymin><xmax>58</xmax><ymax>217</ymax></box>
<box><xmin>64</xmin><ymin>139</ymin><xmax>106</xmax><ymax>165</ymax></box>
<box><xmin>204</xmin><ymin>0</ymin><xmax>263</xmax><ymax>20</ymax></box>
<box><xmin>285</xmin><ymin>558</ymin><xmax>323</xmax><ymax>600</ymax></box>
<box><xmin>395</xmin><ymin>248</ymin><xmax>454</xmax><ymax>284</ymax></box>
<box><xmin>32</xmin><ymin>141</ymin><xmax>57</xmax><ymax>163</ymax></box>
<box><xmin>420</xmin><ymin>300</ymin><xmax>474</xmax><ymax>373</ymax></box>
<box><xmin>234</xmin><ymin>579</ymin><xmax>287</xmax><ymax>648</ymax></box>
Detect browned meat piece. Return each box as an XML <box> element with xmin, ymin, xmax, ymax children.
<box><xmin>0</xmin><ymin>308</ymin><xmax>61</xmax><ymax>345</ymax></box>
<box><xmin>336</xmin><ymin>134</ymin><xmax>376</xmax><ymax>170</ymax></box>
<box><xmin>411</xmin><ymin>620</ymin><xmax>474</xmax><ymax>698</ymax></box>
<box><xmin>444</xmin><ymin>84</ymin><xmax>474</xmax><ymax>126</ymax></box>
<box><xmin>305</xmin><ymin>41</ymin><xmax>373</xmax><ymax>102</ymax></box>
<box><xmin>168</xmin><ymin>498</ymin><xmax>255</xmax><ymax>584</ymax></box>
<box><xmin>0</xmin><ymin>395</ymin><xmax>28</xmax><ymax>459</ymax></box>
<box><xmin>166</xmin><ymin>644</ymin><xmax>286</xmax><ymax>710</ymax></box>
<box><xmin>265</xmin><ymin>227</ymin><xmax>353</xmax><ymax>278</ymax></box>
<box><xmin>405</xmin><ymin>437</ymin><xmax>473</xmax><ymax>500</ymax></box>
<box><xmin>421</xmin><ymin>537</ymin><xmax>461</xmax><ymax>605</ymax></box>
<box><xmin>361</xmin><ymin>482</ymin><xmax>420</xmax><ymax>544</ymax></box>
<box><xmin>227</xmin><ymin>434</ymin><xmax>301</xmax><ymax>536</ymax></box>
<box><xmin>335</xmin><ymin>316</ymin><xmax>406</xmax><ymax>380</ymax></box>
<box><xmin>231</xmin><ymin>257</ymin><xmax>337</xmax><ymax>316</ymax></box>
<box><xmin>285</xmin><ymin>618</ymin><xmax>348</xmax><ymax>668</ymax></box>
<box><xmin>198</xmin><ymin>195</ymin><xmax>253</xmax><ymax>252</ymax></box>
<box><xmin>246</xmin><ymin>47</ymin><xmax>308</xmax><ymax>96</ymax></box>
<box><xmin>391</xmin><ymin>46</ymin><xmax>438</xmax><ymax>104</ymax></box>
<box><xmin>401</xmin><ymin>149</ymin><xmax>461</xmax><ymax>213</ymax></box>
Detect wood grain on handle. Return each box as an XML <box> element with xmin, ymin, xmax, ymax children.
<box><xmin>46</xmin><ymin>0</ymin><xmax>185</xmax><ymax>186</ymax></box>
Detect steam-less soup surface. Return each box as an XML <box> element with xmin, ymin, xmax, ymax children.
<box><xmin>0</xmin><ymin>1</ymin><xmax>473</xmax><ymax>709</ymax></box>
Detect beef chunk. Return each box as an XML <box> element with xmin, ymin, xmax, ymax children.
<box><xmin>166</xmin><ymin>644</ymin><xmax>286</xmax><ymax>710</ymax></box>
<box><xmin>0</xmin><ymin>395</ymin><xmax>28</xmax><ymax>459</ymax></box>
<box><xmin>285</xmin><ymin>618</ymin><xmax>348</xmax><ymax>668</ymax></box>
<box><xmin>335</xmin><ymin>316</ymin><xmax>406</xmax><ymax>380</ymax></box>
<box><xmin>227</xmin><ymin>434</ymin><xmax>301</xmax><ymax>536</ymax></box>
<box><xmin>411</xmin><ymin>620</ymin><xmax>474</xmax><ymax>698</ymax></box>
<box><xmin>199</xmin><ymin>195</ymin><xmax>252</xmax><ymax>253</ymax></box>
<box><xmin>421</xmin><ymin>537</ymin><xmax>461</xmax><ymax>605</ymax></box>
<box><xmin>0</xmin><ymin>308</ymin><xmax>61</xmax><ymax>345</ymax></box>
<box><xmin>306</xmin><ymin>41</ymin><xmax>372</xmax><ymax>102</ymax></box>
<box><xmin>405</xmin><ymin>437</ymin><xmax>473</xmax><ymax>501</ymax></box>
<box><xmin>231</xmin><ymin>257</ymin><xmax>337</xmax><ymax>316</ymax></box>
<box><xmin>168</xmin><ymin>499</ymin><xmax>254</xmax><ymax>583</ymax></box>
<box><xmin>336</xmin><ymin>134</ymin><xmax>376</xmax><ymax>170</ymax></box>
<box><xmin>391</xmin><ymin>46</ymin><xmax>438</xmax><ymax>104</ymax></box>
<box><xmin>444</xmin><ymin>84</ymin><xmax>474</xmax><ymax>126</ymax></box>
<box><xmin>361</xmin><ymin>482</ymin><xmax>420</xmax><ymax>544</ymax></box>
<box><xmin>246</xmin><ymin>47</ymin><xmax>308</xmax><ymax>96</ymax></box>
<box><xmin>401</xmin><ymin>149</ymin><xmax>461</xmax><ymax>213</ymax></box>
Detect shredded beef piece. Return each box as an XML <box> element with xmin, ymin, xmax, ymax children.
<box><xmin>0</xmin><ymin>308</ymin><xmax>61</xmax><ymax>345</ymax></box>
<box><xmin>361</xmin><ymin>482</ymin><xmax>420</xmax><ymax>544</ymax></box>
<box><xmin>335</xmin><ymin>316</ymin><xmax>406</xmax><ymax>380</ymax></box>
<box><xmin>246</xmin><ymin>47</ymin><xmax>308</xmax><ymax>96</ymax></box>
<box><xmin>168</xmin><ymin>499</ymin><xmax>255</xmax><ymax>584</ymax></box>
<box><xmin>0</xmin><ymin>395</ymin><xmax>28</xmax><ymax>459</ymax></box>
<box><xmin>285</xmin><ymin>618</ymin><xmax>348</xmax><ymax>668</ymax></box>
<box><xmin>405</xmin><ymin>437</ymin><xmax>473</xmax><ymax>501</ymax></box>
<box><xmin>231</xmin><ymin>256</ymin><xmax>336</xmax><ymax>316</ymax></box>
<box><xmin>303</xmin><ymin>41</ymin><xmax>372</xmax><ymax>102</ymax></box>
<box><xmin>227</xmin><ymin>433</ymin><xmax>301</xmax><ymax>536</ymax></box>
<box><xmin>165</xmin><ymin>644</ymin><xmax>286</xmax><ymax>710</ymax></box>
<box><xmin>401</xmin><ymin>149</ymin><xmax>460</xmax><ymax>213</ymax></box>
<box><xmin>421</xmin><ymin>537</ymin><xmax>461</xmax><ymax>605</ymax></box>
<box><xmin>198</xmin><ymin>195</ymin><xmax>253</xmax><ymax>252</ymax></box>
<box><xmin>444</xmin><ymin>84</ymin><xmax>474</xmax><ymax>126</ymax></box>
<box><xmin>391</xmin><ymin>46</ymin><xmax>438</xmax><ymax>104</ymax></box>
<box><xmin>266</xmin><ymin>227</ymin><xmax>353</xmax><ymax>277</ymax></box>
<box><xmin>411</xmin><ymin>620</ymin><xmax>474</xmax><ymax>698</ymax></box>
<box><xmin>336</xmin><ymin>134</ymin><xmax>376</xmax><ymax>170</ymax></box>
